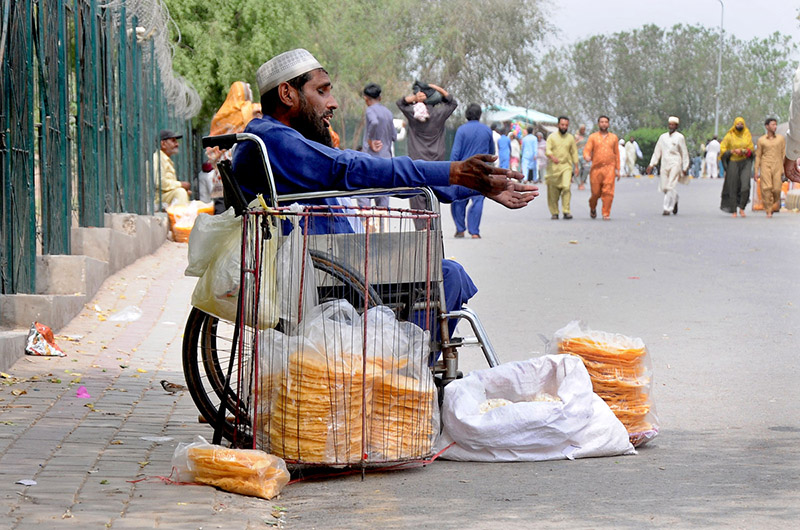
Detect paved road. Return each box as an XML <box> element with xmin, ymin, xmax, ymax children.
<box><xmin>1</xmin><ymin>177</ymin><xmax>798</xmax><ymax>529</ymax></box>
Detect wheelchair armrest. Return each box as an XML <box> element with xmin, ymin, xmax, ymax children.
<box><xmin>202</xmin><ymin>134</ymin><xmax>238</xmax><ymax>150</ymax></box>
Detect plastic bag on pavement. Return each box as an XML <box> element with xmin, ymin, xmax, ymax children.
<box><xmin>171</xmin><ymin>436</ymin><xmax>289</xmax><ymax>500</ymax></box>
<box><xmin>189</xmin><ymin>205</ymin><xmax>278</xmax><ymax>329</ymax></box>
<box><xmin>433</xmin><ymin>354</ymin><xmax>635</xmax><ymax>462</ymax></box>
<box><xmin>550</xmin><ymin>320</ymin><xmax>659</xmax><ymax>447</ymax></box>
<box><xmin>25</xmin><ymin>322</ymin><xmax>66</xmax><ymax>357</ymax></box>
<box><xmin>108</xmin><ymin>305</ymin><xmax>143</xmax><ymax>322</ymax></box>
<box><xmin>167</xmin><ymin>200</ymin><xmax>215</xmax><ymax>243</ymax></box>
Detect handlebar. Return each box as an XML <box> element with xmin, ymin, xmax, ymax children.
<box><xmin>200</xmin><ymin>133</ymin><xmax>440</xmax><ymax>227</ymax></box>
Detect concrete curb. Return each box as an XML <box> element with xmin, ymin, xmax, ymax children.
<box><xmin>0</xmin><ymin>213</ymin><xmax>169</xmax><ymax>372</ymax></box>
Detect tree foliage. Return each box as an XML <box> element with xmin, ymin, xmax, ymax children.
<box><xmin>165</xmin><ymin>0</ymin><xmax>551</xmax><ymax>131</ymax></box>
<box><xmin>512</xmin><ymin>24</ymin><xmax>798</xmax><ymax>145</ymax></box>
<box><xmin>166</xmin><ymin>0</ymin><xmax>319</xmax><ymax>125</ymax></box>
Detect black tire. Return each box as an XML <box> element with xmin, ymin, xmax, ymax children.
<box><xmin>182</xmin><ymin>307</ymin><xmax>243</xmax><ymax>444</ymax></box>
<box><xmin>182</xmin><ymin>252</ymin><xmax>382</xmax><ymax>444</ymax></box>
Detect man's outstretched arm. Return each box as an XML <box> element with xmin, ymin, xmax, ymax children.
<box><xmin>784</xmin><ymin>65</ymin><xmax>800</xmax><ymax>183</ymax></box>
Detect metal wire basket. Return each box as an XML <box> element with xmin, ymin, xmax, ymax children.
<box><xmin>228</xmin><ymin>203</ymin><xmax>443</xmax><ymax>468</ymax></box>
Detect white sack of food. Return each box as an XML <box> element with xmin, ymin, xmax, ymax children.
<box><xmin>434</xmin><ymin>354</ymin><xmax>636</xmax><ymax>462</ymax></box>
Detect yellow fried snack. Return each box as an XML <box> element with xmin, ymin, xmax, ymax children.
<box><xmin>186</xmin><ymin>446</ymin><xmax>289</xmax><ymax>500</ymax></box>
<box><xmin>367</xmin><ymin>373</ymin><xmax>435</xmax><ymax>461</ymax></box>
<box><xmin>266</xmin><ymin>350</ymin><xmax>367</xmax><ymax>463</ymax></box>
<box><xmin>558</xmin><ymin>332</ymin><xmax>655</xmax><ymax>446</ymax></box>
<box><xmin>261</xmin><ymin>344</ymin><xmax>436</xmax><ymax>463</ymax></box>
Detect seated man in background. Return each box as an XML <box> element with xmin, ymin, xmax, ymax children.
<box><xmin>233</xmin><ymin>49</ymin><xmax>537</xmax><ymax>329</ymax></box>
<box><xmin>154</xmin><ymin>129</ymin><xmax>190</xmax><ymax>207</ymax></box>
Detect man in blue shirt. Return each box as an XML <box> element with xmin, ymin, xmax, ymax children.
<box><xmin>232</xmin><ymin>49</ymin><xmax>537</xmax><ymax>327</ymax></box>
<box><xmin>520</xmin><ymin>126</ymin><xmax>538</xmax><ymax>183</ymax></box>
<box><xmin>450</xmin><ymin>104</ymin><xmax>495</xmax><ymax>239</ymax></box>
<box><xmin>497</xmin><ymin>128</ymin><xmax>511</xmax><ymax>169</ymax></box>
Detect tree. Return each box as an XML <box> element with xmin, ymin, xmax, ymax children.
<box><xmin>166</xmin><ymin>0</ymin><xmax>319</xmax><ymax>127</ymax></box>
<box><xmin>511</xmin><ymin>24</ymin><xmax>798</xmax><ymax>141</ymax></box>
<box><xmin>166</xmin><ymin>0</ymin><xmax>553</xmax><ymax>134</ymax></box>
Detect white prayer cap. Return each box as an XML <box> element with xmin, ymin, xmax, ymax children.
<box><xmin>256</xmin><ymin>49</ymin><xmax>323</xmax><ymax>96</ymax></box>
<box><xmin>668</xmin><ymin>116</ymin><xmax>680</xmax><ymax>124</ymax></box>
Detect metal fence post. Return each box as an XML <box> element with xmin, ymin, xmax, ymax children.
<box><xmin>37</xmin><ymin>0</ymin><xmax>72</xmax><ymax>256</ymax></box>
<box><xmin>1</xmin><ymin>0</ymin><xmax>36</xmax><ymax>294</ymax></box>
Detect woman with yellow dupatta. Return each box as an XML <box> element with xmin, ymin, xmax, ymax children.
<box><xmin>719</xmin><ymin>117</ymin><xmax>754</xmax><ymax>217</ymax></box>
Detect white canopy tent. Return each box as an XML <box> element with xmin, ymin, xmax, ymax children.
<box><xmin>483</xmin><ymin>105</ymin><xmax>559</xmax><ymax>125</ymax></box>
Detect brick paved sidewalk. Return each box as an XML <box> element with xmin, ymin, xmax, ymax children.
<box><xmin>0</xmin><ymin>241</ymin><xmax>281</xmax><ymax>529</ymax></box>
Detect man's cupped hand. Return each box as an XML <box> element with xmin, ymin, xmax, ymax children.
<box><xmin>450</xmin><ymin>154</ymin><xmax>538</xmax><ymax>208</ymax></box>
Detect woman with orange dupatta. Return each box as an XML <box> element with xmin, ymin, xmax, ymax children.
<box><xmin>206</xmin><ymin>82</ymin><xmax>257</xmax><ymax>212</ymax></box>
<box><xmin>719</xmin><ymin>117</ymin><xmax>754</xmax><ymax>217</ymax></box>
<box><xmin>210</xmin><ymin>81</ymin><xmax>256</xmax><ymax>136</ymax></box>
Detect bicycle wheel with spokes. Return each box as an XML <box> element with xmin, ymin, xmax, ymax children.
<box><xmin>182</xmin><ymin>307</ymin><xmax>245</xmax><ymax>444</ymax></box>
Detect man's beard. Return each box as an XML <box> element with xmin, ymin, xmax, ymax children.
<box><xmin>290</xmin><ymin>93</ymin><xmax>333</xmax><ymax>147</ymax></box>
<box><xmin>559</xmin><ymin>127</ymin><xmax>568</xmax><ymax>134</ymax></box>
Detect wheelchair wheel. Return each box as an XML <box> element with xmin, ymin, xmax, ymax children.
<box><xmin>182</xmin><ymin>251</ymin><xmax>382</xmax><ymax>444</ymax></box>
<box><xmin>182</xmin><ymin>307</ymin><xmax>244</xmax><ymax>443</ymax></box>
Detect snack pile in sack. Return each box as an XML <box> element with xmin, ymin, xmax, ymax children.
<box><xmin>553</xmin><ymin>320</ymin><xmax>659</xmax><ymax>447</ymax></box>
<box><xmin>172</xmin><ymin>436</ymin><xmax>289</xmax><ymax>500</ymax></box>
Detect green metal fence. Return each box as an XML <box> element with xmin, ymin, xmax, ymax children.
<box><xmin>0</xmin><ymin>0</ymin><xmax>198</xmax><ymax>295</ymax></box>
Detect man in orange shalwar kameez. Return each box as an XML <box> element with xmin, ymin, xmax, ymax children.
<box><xmin>583</xmin><ymin>115</ymin><xmax>620</xmax><ymax>219</ymax></box>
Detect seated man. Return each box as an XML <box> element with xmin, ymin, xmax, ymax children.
<box><xmin>154</xmin><ymin>129</ymin><xmax>190</xmax><ymax>207</ymax></box>
<box><xmin>232</xmin><ymin>49</ymin><xmax>537</xmax><ymax>331</ymax></box>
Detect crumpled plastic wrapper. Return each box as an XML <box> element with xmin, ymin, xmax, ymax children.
<box><xmin>25</xmin><ymin>322</ymin><xmax>65</xmax><ymax>357</ymax></box>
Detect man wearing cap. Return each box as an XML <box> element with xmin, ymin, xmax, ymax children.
<box><xmin>154</xmin><ymin>129</ymin><xmax>190</xmax><ymax>207</ymax></box>
<box><xmin>646</xmin><ymin>116</ymin><xmax>690</xmax><ymax>216</ymax></box>
<box><xmin>232</xmin><ymin>48</ymin><xmax>536</xmax><ymax>329</ymax></box>
<box><xmin>357</xmin><ymin>82</ymin><xmax>396</xmax><ymax>211</ymax></box>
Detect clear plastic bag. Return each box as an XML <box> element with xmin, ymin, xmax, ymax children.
<box><xmin>549</xmin><ymin>320</ymin><xmax>659</xmax><ymax>447</ymax></box>
<box><xmin>276</xmin><ymin>210</ymin><xmax>318</xmax><ymax>326</ymax></box>
<box><xmin>298</xmin><ymin>299</ymin><xmax>364</xmax><ymax>357</ymax></box>
<box><xmin>189</xmin><ymin>208</ymin><xmax>278</xmax><ymax>329</ymax></box>
<box><xmin>259</xmin><ymin>300</ymin><xmax>437</xmax><ymax>464</ymax></box>
<box><xmin>185</xmin><ymin>207</ymin><xmax>238</xmax><ymax>278</ymax></box>
<box><xmin>171</xmin><ymin>436</ymin><xmax>289</xmax><ymax>499</ymax></box>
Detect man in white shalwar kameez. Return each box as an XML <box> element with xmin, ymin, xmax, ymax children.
<box><xmin>625</xmin><ymin>136</ymin><xmax>642</xmax><ymax>176</ymax></box>
<box><xmin>705</xmin><ymin>136</ymin><xmax>721</xmax><ymax>178</ymax></box>
<box><xmin>647</xmin><ymin>116</ymin><xmax>690</xmax><ymax>215</ymax></box>
<box><xmin>618</xmin><ymin>139</ymin><xmax>627</xmax><ymax>177</ymax></box>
